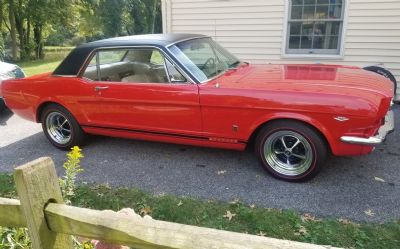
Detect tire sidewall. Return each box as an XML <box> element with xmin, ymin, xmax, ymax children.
<box><xmin>41</xmin><ymin>105</ymin><xmax>79</xmax><ymax>150</ymax></box>
<box><xmin>256</xmin><ymin>123</ymin><xmax>326</xmax><ymax>182</ymax></box>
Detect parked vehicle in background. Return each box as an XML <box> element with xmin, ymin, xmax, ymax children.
<box><xmin>0</xmin><ymin>61</ymin><xmax>25</xmax><ymax>111</ymax></box>
<box><xmin>1</xmin><ymin>34</ymin><xmax>395</xmax><ymax>182</ymax></box>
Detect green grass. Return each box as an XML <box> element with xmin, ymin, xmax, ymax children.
<box><xmin>0</xmin><ymin>174</ymin><xmax>399</xmax><ymax>249</ymax></box>
<box><xmin>16</xmin><ymin>47</ymin><xmax>73</xmax><ymax>76</ymax></box>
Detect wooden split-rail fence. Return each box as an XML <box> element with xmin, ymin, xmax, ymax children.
<box><xmin>0</xmin><ymin>157</ymin><xmax>340</xmax><ymax>249</ymax></box>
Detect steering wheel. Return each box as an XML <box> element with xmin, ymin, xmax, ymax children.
<box><xmin>204</xmin><ymin>57</ymin><xmax>215</xmax><ymax>69</ymax></box>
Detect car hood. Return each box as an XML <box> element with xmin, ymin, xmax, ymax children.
<box><xmin>0</xmin><ymin>62</ymin><xmax>18</xmax><ymax>73</ymax></box>
<box><xmin>217</xmin><ymin>64</ymin><xmax>394</xmax><ymax>99</ymax></box>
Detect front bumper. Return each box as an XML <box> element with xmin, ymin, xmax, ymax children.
<box><xmin>340</xmin><ymin>110</ymin><xmax>395</xmax><ymax>145</ymax></box>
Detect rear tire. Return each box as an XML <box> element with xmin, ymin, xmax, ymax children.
<box><xmin>41</xmin><ymin>104</ymin><xmax>85</xmax><ymax>150</ymax></box>
<box><xmin>255</xmin><ymin>120</ymin><xmax>328</xmax><ymax>182</ymax></box>
<box><xmin>364</xmin><ymin>66</ymin><xmax>397</xmax><ymax>96</ymax></box>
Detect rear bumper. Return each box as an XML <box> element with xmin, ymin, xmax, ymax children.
<box><xmin>340</xmin><ymin>110</ymin><xmax>394</xmax><ymax>145</ymax></box>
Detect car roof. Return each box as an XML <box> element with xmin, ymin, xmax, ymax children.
<box><xmin>53</xmin><ymin>33</ymin><xmax>209</xmax><ymax>76</ymax></box>
<box><xmin>82</xmin><ymin>33</ymin><xmax>208</xmax><ymax>48</ymax></box>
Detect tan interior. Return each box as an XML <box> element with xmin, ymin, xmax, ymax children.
<box><xmin>83</xmin><ymin>62</ymin><xmax>168</xmax><ymax>83</ymax></box>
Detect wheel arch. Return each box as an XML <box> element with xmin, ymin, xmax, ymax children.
<box><xmin>247</xmin><ymin>114</ymin><xmax>334</xmax><ymax>154</ymax></box>
<box><xmin>36</xmin><ymin>100</ymin><xmax>70</xmax><ymax>123</ymax></box>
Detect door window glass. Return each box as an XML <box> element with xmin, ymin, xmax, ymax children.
<box><xmin>82</xmin><ymin>48</ymin><xmax>182</xmax><ymax>84</ymax></box>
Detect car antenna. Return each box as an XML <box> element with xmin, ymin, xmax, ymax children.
<box><xmin>214</xmin><ymin>19</ymin><xmax>220</xmax><ymax>88</ymax></box>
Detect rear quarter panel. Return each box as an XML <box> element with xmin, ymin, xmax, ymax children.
<box><xmin>1</xmin><ymin>75</ymin><xmax>92</xmax><ymax>124</ymax></box>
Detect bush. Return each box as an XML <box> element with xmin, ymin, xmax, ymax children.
<box><xmin>0</xmin><ymin>147</ymin><xmax>93</xmax><ymax>249</ymax></box>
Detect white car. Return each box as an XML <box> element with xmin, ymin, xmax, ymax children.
<box><xmin>0</xmin><ymin>61</ymin><xmax>25</xmax><ymax>111</ymax></box>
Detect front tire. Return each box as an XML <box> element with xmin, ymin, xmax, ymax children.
<box><xmin>41</xmin><ymin>104</ymin><xmax>85</xmax><ymax>150</ymax></box>
<box><xmin>255</xmin><ymin>120</ymin><xmax>328</xmax><ymax>182</ymax></box>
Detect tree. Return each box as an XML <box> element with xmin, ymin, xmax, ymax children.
<box><xmin>0</xmin><ymin>0</ymin><xmax>163</xmax><ymax>61</ymax></box>
<box><xmin>27</xmin><ymin>0</ymin><xmax>76</xmax><ymax>58</ymax></box>
<box><xmin>99</xmin><ymin>0</ymin><xmax>126</xmax><ymax>37</ymax></box>
<box><xmin>8</xmin><ymin>0</ymin><xmax>17</xmax><ymax>61</ymax></box>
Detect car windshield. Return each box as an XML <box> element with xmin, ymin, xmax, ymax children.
<box><xmin>169</xmin><ymin>38</ymin><xmax>240</xmax><ymax>82</ymax></box>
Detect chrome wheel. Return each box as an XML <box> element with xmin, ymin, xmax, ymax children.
<box><xmin>263</xmin><ymin>131</ymin><xmax>313</xmax><ymax>176</ymax></box>
<box><xmin>45</xmin><ymin>112</ymin><xmax>72</xmax><ymax>145</ymax></box>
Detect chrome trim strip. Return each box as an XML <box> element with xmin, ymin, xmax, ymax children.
<box><xmin>52</xmin><ymin>75</ymin><xmax>78</xmax><ymax>78</ymax></box>
<box><xmin>76</xmin><ymin>45</ymin><xmax>196</xmax><ymax>84</ymax></box>
<box><xmin>165</xmin><ymin>35</ymin><xmax>210</xmax><ymax>48</ymax></box>
<box><xmin>340</xmin><ymin>110</ymin><xmax>395</xmax><ymax>145</ymax></box>
<box><xmin>163</xmin><ymin>57</ymin><xmax>172</xmax><ymax>83</ymax></box>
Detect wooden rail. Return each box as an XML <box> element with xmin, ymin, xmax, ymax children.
<box><xmin>0</xmin><ymin>157</ymin><xmax>341</xmax><ymax>249</ymax></box>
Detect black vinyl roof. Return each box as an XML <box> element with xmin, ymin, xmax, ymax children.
<box><xmin>53</xmin><ymin>33</ymin><xmax>208</xmax><ymax>76</ymax></box>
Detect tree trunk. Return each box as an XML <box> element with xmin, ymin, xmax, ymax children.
<box><xmin>0</xmin><ymin>0</ymin><xmax>3</xmax><ymax>30</ymax></box>
<box><xmin>24</xmin><ymin>16</ymin><xmax>31</xmax><ymax>59</ymax></box>
<box><xmin>15</xmin><ymin>17</ymin><xmax>26</xmax><ymax>59</ymax></box>
<box><xmin>8</xmin><ymin>0</ymin><xmax>18</xmax><ymax>61</ymax></box>
<box><xmin>15</xmin><ymin>0</ymin><xmax>28</xmax><ymax>59</ymax></box>
<box><xmin>150</xmin><ymin>0</ymin><xmax>158</xmax><ymax>33</ymax></box>
<box><xmin>33</xmin><ymin>23</ymin><xmax>43</xmax><ymax>59</ymax></box>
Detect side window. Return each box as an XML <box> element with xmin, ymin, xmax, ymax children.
<box><xmin>150</xmin><ymin>50</ymin><xmax>164</xmax><ymax>65</ymax></box>
<box><xmin>82</xmin><ymin>55</ymin><xmax>98</xmax><ymax>81</ymax></box>
<box><xmin>165</xmin><ymin>59</ymin><xmax>187</xmax><ymax>83</ymax></box>
<box><xmin>82</xmin><ymin>48</ymin><xmax>185</xmax><ymax>84</ymax></box>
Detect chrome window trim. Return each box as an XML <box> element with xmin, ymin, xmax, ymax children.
<box><xmin>52</xmin><ymin>75</ymin><xmax>78</xmax><ymax>78</ymax></box>
<box><xmin>165</xmin><ymin>36</ymin><xmax>210</xmax><ymax>48</ymax></box>
<box><xmin>95</xmin><ymin>52</ymin><xmax>100</xmax><ymax>81</ymax></box>
<box><xmin>162</xmin><ymin>57</ymin><xmax>188</xmax><ymax>84</ymax></box>
<box><xmin>77</xmin><ymin>45</ymin><xmax>196</xmax><ymax>84</ymax></box>
<box><xmin>162</xmin><ymin>57</ymin><xmax>172</xmax><ymax>83</ymax></box>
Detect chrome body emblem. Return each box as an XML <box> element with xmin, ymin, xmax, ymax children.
<box><xmin>334</xmin><ymin>116</ymin><xmax>350</xmax><ymax>122</ymax></box>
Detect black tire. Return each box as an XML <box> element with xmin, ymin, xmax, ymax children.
<box><xmin>364</xmin><ymin>66</ymin><xmax>397</xmax><ymax>96</ymax></box>
<box><xmin>41</xmin><ymin>104</ymin><xmax>85</xmax><ymax>150</ymax></box>
<box><xmin>255</xmin><ymin>120</ymin><xmax>328</xmax><ymax>182</ymax></box>
<box><xmin>0</xmin><ymin>99</ymin><xmax>6</xmax><ymax>112</ymax></box>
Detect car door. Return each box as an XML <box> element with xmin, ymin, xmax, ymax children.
<box><xmin>80</xmin><ymin>47</ymin><xmax>202</xmax><ymax>137</ymax></box>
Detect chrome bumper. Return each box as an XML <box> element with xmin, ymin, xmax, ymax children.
<box><xmin>340</xmin><ymin>110</ymin><xmax>395</xmax><ymax>145</ymax></box>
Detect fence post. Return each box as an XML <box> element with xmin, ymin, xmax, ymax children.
<box><xmin>14</xmin><ymin>157</ymin><xmax>73</xmax><ymax>249</ymax></box>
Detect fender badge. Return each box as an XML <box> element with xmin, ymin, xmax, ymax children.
<box><xmin>334</xmin><ymin>116</ymin><xmax>350</xmax><ymax>122</ymax></box>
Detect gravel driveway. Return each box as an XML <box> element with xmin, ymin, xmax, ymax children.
<box><xmin>1</xmin><ymin>105</ymin><xmax>399</xmax><ymax>222</ymax></box>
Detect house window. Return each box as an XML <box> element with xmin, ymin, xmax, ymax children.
<box><xmin>286</xmin><ymin>0</ymin><xmax>345</xmax><ymax>55</ymax></box>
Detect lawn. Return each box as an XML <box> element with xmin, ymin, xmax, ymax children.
<box><xmin>0</xmin><ymin>173</ymin><xmax>399</xmax><ymax>249</ymax></box>
<box><xmin>16</xmin><ymin>47</ymin><xmax>73</xmax><ymax>76</ymax></box>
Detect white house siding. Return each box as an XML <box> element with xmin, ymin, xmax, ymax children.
<box><xmin>162</xmin><ymin>0</ymin><xmax>400</xmax><ymax>96</ymax></box>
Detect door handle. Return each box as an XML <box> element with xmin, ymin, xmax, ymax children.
<box><xmin>95</xmin><ymin>86</ymin><xmax>109</xmax><ymax>92</ymax></box>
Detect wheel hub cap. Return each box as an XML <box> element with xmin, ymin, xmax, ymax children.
<box><xmin>263</xmin><ymin>131</ymin><xmax>313</xmax><ymax>176</ymax></box>
<box><xmin>45</xmin><ymin>112</ymin><xmax>72</xmax><ymax>145</ymax></box>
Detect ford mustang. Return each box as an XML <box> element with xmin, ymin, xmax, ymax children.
<box><xmin>1</xmin><ymin>34</ymin><xmax>395</xmax><ymax>181</ymax></box>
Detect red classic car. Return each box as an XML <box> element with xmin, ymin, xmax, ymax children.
<box><xmin>1</xmin><ymin>34</ymin><xmax>395</xmax><ymax>181</ymax></box>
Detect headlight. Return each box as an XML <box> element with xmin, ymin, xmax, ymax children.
<box><xmin>12</xmin><ymin>68</ymin><xmax>25</xmax><ymax>78</ymax></box>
